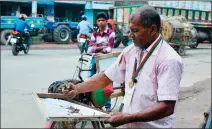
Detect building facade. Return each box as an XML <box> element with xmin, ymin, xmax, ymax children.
<box><xmin>0</xmin><ymin>1</ymin><xmax>114</xmax><ymax>26</ymax></box>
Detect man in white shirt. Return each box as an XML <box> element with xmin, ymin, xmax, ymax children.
<box><xmin>62</xmin><ymin>5</ymin><xmax>184</xmax><ymax>128</ymax></box>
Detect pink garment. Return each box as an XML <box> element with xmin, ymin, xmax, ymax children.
<box><xmin>88</xmin><ymin>27</ymin><xmax>115</xmax><ymax>56</ymax></box>
<box><xmin>105</xmin><ymin>35</ymin><xmax>184</xmax><ymax>128</ymax></box>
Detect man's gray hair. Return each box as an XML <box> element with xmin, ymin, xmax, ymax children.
<box><xmin>130</xmin><ymin>5</ymin><xmax>161</xmax><ymax>32</ymax></box>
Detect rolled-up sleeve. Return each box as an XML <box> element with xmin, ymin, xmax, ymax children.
<box><xmin>88</xmin><ymin>33</ymin><xmax>96</xmax><ymax>53</ymax></box>
<box><xmin>105</xmin><ymin>52</ymin><xmax>126</xmax><ymax>84</ymax></box>
<box><xmin>157</xmin><ymin>59</ymin><xmax>184</xmax><ymax>101</ymax></box>
<box><xmin>108</xmin><ymin>32</ymin><xmax>115</xmax><ymax>48</ymax></box>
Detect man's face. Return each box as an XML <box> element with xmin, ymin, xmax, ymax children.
<box><xmin>128</xmin><ymin>15</ymin><xmax>156</xmax><ymax>49</ymax></box>
<box><xmin>96</xmin><ymin>18</ymin><xmax>107</xmax><ymax>28</ymax></box>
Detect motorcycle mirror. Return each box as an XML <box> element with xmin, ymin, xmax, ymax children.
<box><xmin>31</xmin><ymin>24</ymin><xmax>35</xmax><ymax>28</ymax></box>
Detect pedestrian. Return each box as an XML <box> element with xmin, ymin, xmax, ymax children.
<box><xmin>62</xmin><ymin>5</ymin><xmax>184</xmax><ymax>128</ymax></box>
<box><xmin>87</xmin><ymin>12</ymin><xmax>115</xmax><ymax>112</ymax></box>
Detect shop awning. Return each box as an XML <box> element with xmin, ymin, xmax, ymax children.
<box><xmin>55</xmin><ymin>1</ymin><xmax>86</xmax><ymax>5</ymax></box>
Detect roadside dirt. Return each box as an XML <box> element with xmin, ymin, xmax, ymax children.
<box><xmin>175</xmin><ymin>78</ymin><xmax>211</xmax><ymax>128</ymax></box>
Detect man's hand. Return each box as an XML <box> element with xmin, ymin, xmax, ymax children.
<box><xmin>95</xmin><ymin>46</ymin><xmax>108</xmax><ymax>53</ymax></box>
<box><xmin>89</xmin><ymin>42</ymin><xmax>97</xmax><ymax>47</ymax></box>
<box><xmin>61</xmin><ymin>82</ymin><xmax>79</xmax><ymax>98</ymax></box>
<box><xmin>104</xmin><ymin>112</ymin><xmax>131</xmax><ymax>127</ymax></box>
<box><xmin>101</xmin><ymin>50</ymin><xmax>107</xmax><ymax>54</ymax></box>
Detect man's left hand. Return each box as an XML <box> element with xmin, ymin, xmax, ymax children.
<box><xmin>104</xmin><ymin>112</ymin><xmax>131</xmax><ymax>127</ymax></box>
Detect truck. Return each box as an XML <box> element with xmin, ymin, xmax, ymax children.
<box><xmin>111</xmin><ymin>2</ymin><xmax>212</xmax><ymax>48</ymax></box>
<box><xmin>0</xmin><ymin>16</ymin><xmax>44</xmax><ymax>45</ymax></box>
<box><xmin>42</xmin><ymin>19</ymin><xmax>79</xmax><ymax>44</ymax></box>
<box><xmin>152</xmin><ymin>4</ymin><xmax>212</xmax><ymax>44</ymax></box>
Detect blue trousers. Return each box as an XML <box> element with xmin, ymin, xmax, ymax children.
<box><xmin>22</xmin><ymin>32</ymin><xmax>30</xmax><ymax>46</ymax></box>
<box><xmin>89</xmin><ymin>57</ymin><xmax>111</xmax><ymax>110</ymax></box>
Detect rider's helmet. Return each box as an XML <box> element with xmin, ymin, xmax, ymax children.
<box><xmin>19</xmin><ymin>14</ymin><xmax>27</xmax><ymax>20</ymax></box>
<box><xmin>81</xmin><ymin>15</ymin><xmax>87</xmax><ymax>21</ymax></box>
<box><xmin>80</xmin><ymin>11</ymin><xmax>84</xmax><ymax>16</ymax></box>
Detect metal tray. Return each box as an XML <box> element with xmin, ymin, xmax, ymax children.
<box><xmin>32</xmin><ymin>93</ymin><xmax>111</xmax><ymax>122</ymax></box>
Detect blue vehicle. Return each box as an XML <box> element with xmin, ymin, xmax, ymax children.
<box><xmin>0</xmin><ymin>16</ymin><xmax>44</xmax><ymax>45</ymax></box>
<box><xmin>42</xmin><ymin>18</ymin><xmax>79</xmax><ymax>44</ymax></box>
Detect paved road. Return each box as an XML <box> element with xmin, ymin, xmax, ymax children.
<box><xmin>1</xmin><ymin>44</ymin><xmax>211</xmax><ymax>128</ymax></box>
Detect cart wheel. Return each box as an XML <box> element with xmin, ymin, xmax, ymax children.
<box><xmin>177</xmin><ymin>45</ymin><xmax>186</xmax><ymax>56</ymax></box>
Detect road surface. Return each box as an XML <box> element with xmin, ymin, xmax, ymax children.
<box><xmin>1</xmin><ymin>44</ymin><xmax>211</xmax><ymax>128</ymax></box>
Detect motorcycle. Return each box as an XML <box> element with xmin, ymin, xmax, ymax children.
<box><xmin>77</xmin><ymin>26</ymin><xmax>98</xmax><ymax>54</ymax></box>
<box><xmin>78</xmin><ymin>33</ymin><xmax>90</xmax><ymax>54</ymax></box>
<box><xmin>8</xmin><ymin>24</ymin><xmax>34</xmax><ymax>56</ymax></box>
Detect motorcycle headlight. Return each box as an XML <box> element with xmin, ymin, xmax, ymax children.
<box><xmin>31</xmin><ymin>24</ymin><xmax>35</xmax><ymax>28</ymax></box>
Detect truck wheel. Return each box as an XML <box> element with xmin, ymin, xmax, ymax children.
<box><xmin>177</xmin><ymin>45</ymin><xmax>186</xmax><ymax>56</ymax></box>
<box><xmin>43</xmin><ymin>26</ymin><xmax>48</xmax><ymax>34</ymax></box>
<box><xmin>122</xmin><ymin>36</ymin><xmax>129</xmax><ymax>47</ymax></box>
<box><xmin>71</xmin><ymin>29</ymin><xmax>78</xmax><ymax>42</ymax></box>
<box><xmin>197</xmin><ymin>31</ymin><xmax>208</xmax><ymax>43</ymax></box>
<box><xmin>189</xmin><ymin>42</ymin><xmax>199</xmax><ymax>49</ymax></box>
<box><xmin>53</xmin><ymin>25</ymin><xmax>71</xmax><ymax>44</ymax></box>
<box><xmin>209</xmin><ymin>31</ymin><xmax>212</xmax><ymax>43</ymax></box>
<box><xmin>1</xmin><ymin>29</ymin><xmax>13</xmax><ymax>45</ymax></box>
<box><xmin>42</xmin><ymin>34</ymin><xmax>54</xmax><ymax>42</ymax></box>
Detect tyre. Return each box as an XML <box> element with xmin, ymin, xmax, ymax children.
<box><xmin>43</xmin><ymin>26</ymin><xmax>49</xmax><ymax>34</ymax></box>
<box><xmin>122</xmin><ymin>36</ymin><xmax>129</xmax><ymax>47</ymax></box>
<box><xmin>12</xmin><ymin>44</ymin><xmax>19</xmax><ymax>56</ymax></box>
<box><xmin>53</xmin><ymin>25</ymin><xmax>71</xmax><ymax>44</ymax></box>
<box><xmin>209</xmin><ymin>31</ymin><xmax>212</xmax><ymax>43</ymax></box>
<box><xmin>42</xmin><ymin>34</ymin><xmax>54</xmax><ymax>42</ymax></box>
<box><xmin>79</xmin><ymin>42</ymin><xmax>85</xmax><ymax>54</ymax></box>
<box><xmin>71</xmin><ymin>29</ymin><xmax>79</xmax><ymax>42</ymax></box>
<box><xmin>84</xmin><ymin>40</ymin><xmax>89</xmax><ymax>53</ymax></box>
<box><xmin>189</xmin><ymin>42</ymin><xmax>199</xmax><ymax>49</ymax></box>
<box><xmin>197</xmin><ymin>31</ymin><xmax>208</xmax><ymax>43</ymax></box>
<box><xmin>177</xmin><ymin>45</ymin><xmax>186</xmax><ymax>56</ymax></box>
<box><xmin>24</xmin><ymin>45</ymin><xmax>30</xmax><ymax>54</ymax></box>
<box><xmin>1</xmin><ymin>29</ymin><xmax>13</xmax><ymax>45</ymax></box>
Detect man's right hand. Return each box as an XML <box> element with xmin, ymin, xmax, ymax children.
<box><xmin>61</xmin><ymin>82</ymin><xmax>79</xmax><ymax>98</ymax></box>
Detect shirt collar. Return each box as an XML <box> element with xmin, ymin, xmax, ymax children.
<box><xmin>97</xmin><ymin>27</ymin><xmax>108</xmax><ymax>33</ymax></box>
<box><xmin>145</xmin><ymin>35</ymin><xmax>162</xmax><ymax>55</ymax></box>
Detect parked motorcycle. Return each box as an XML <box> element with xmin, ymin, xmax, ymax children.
<box><xmin>8</xmin><ymin>24</ymin><xmax>34</xmax><ymax>56</ymax></box>
<box><xmin>114</xmin><ymin>24</ymin><xmax>129</xmax><ymax>48</ymax></box>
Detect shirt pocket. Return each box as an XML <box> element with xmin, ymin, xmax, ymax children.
<box><xmin>136</xmin><ymin>72</ymin><xmax>158</xmax><ymax>103</ymax></box>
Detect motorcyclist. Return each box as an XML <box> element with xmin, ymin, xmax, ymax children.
<box><xmin>14</xmin><ymin>14</ymin><xmax>32</xmax><ymax>47</ymax></box>
<box><xmin>77</xmin><ymin>15</ymin><xmax>93</xmax><ymax>41</ymax></box>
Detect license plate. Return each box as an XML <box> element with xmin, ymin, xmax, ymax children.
<box><xmin>10</xmin><ymin>38</ymin><xmax>17</xmax><ymax>43</ymax></box>
<box><xmin>79</xmin><ymin>38</ymin><xmax>86</xmax><ymax>43</ymax></box>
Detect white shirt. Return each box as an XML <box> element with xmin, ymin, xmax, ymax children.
<box><xmin>105</xmin><ymin>35</ymin><xmax>184</xmax><ymax>128</ymax></box>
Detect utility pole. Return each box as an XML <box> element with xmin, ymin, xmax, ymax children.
<box><xmin>32</xmin><ymin>0</ymin><xmax>37</xmax><ymax>17</ymax></box>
